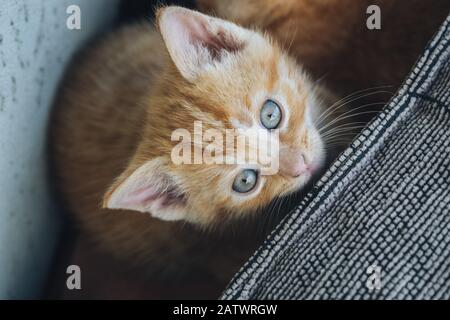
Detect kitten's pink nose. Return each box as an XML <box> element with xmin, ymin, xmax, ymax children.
<box><xmin>281</xmin><ymin>154</ymin><xmax>308</xmax><ymax>177</ymax></box>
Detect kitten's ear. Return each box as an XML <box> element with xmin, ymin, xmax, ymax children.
<box><xmin>103</xmin><ymin>158</ymin><xmax>187</xmax><ymax>221</ymax></box>
<box><xmin>157</xmin><ymin>6</ymin><xmax>248</xmax><ymax>81</ymax></box>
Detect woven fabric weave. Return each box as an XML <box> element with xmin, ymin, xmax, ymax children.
<box><xmin>222</xmin><ymin>14</ymin><xmax>450</xmax><ymax>300</ymax></box>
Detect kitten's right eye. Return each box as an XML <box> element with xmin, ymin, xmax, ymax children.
<box><xmin>260</xmin><ymin>99</ymin><xmax>282</xmax><ymax>130</ymax></box>
<box><xmin>232</xmin><ymin>169</ymin><xmax>258</xmax><ymax>193</ymax></box>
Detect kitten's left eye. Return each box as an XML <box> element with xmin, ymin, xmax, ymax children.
<box><xmin>232</xmin><ymin>169</ymin><xmax>258</xmax><ymax>194</ymax></box>
<box><xmin>260</xmin><ymin>99</ymin><xmax>282</xmax><ymax>130</ymax></box>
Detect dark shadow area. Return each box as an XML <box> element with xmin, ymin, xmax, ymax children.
<box><xmin>117</xmin><ymin>0</ymin><xmax>195</xmax><ymax>24</ymax></box>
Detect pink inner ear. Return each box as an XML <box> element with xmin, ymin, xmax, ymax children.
<box><xmin>179</xmin><ymin>14</ymin><xmax>209</xmax><ymax>44</ymax></box>
<box><xmin>171</xmin><ymin>10</ymin><xmax>243</xmax><ymax>58</ymax></box>
<box><xmin>118</xmin><ymin>183</ymin><xmax>186</xmax><ymax>210</ymax></box>
<box><xmin>122</xmin><ymin>186</ymin><xmax>161</xmax><ymax>207</ymax></box>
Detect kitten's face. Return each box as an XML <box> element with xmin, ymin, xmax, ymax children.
<box><xmin>104</xmin><ymin>7</ymin><xmax>326</xmax><ymax>226</ymax></box>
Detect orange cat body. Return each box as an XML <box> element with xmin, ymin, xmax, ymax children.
<box><xmin>51</xmin><ymin>8</ymin><xmax>328</xmax><ymax>283</ymax></box>
<box><xmin>52</xmin><ymin>25</ymin><xmax>252</xmax><ymax>281</ymax></box>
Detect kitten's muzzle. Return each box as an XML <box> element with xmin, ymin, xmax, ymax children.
<box><xmin>280</xmin><ymin>153</ymin><xmax>309</xmax><ymax>177</ymax></box>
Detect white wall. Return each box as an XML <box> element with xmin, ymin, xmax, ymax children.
<box><xmin>0</xmin><ymin>0</ymin><xmax>118</xmax><ymax>299</ymax></box>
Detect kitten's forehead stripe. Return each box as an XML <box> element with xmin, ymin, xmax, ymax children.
<box><xmin>189</xmin><ymin>94</ymin><xmax>231</xmax><ymax>129</ymax></box>
<box><xmin>289</xmin><ymin>92</ymin><xmax>307</xmax><ymax>130</ymax></box>
<box><xmin>244</xmin><ymin>94</ymin><xmax>253</xmax><ymax>112</ymax></box>
<box><xmin>266</xmin><ymin>50</ymin><xmax>280</xmax><ymax>92</ymax></box>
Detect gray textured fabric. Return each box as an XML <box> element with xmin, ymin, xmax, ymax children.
<box><xmin>222</xmin><ymin>14</ymin><xmax>450</xmax><ymax>300</ymax></box>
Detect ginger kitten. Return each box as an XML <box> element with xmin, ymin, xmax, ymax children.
<box><xmin>51</xmin><ymin>6</ymin><xmax>334</xmax><ymax>285</ymax></box>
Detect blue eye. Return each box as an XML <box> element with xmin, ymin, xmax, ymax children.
<box><xmin>260</xmin><ymin>99</ymin><xmax>282</xmax><ymax>129</ymax></box>
<box><xmin>232</xmin><ymin>169</ymin><xmax>258</xmax><ymax>193</ymax></box>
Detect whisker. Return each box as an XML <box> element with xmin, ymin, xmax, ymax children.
<box><xmin>321</xmin><ymin>121</ymin><xmax>367</xmax><ymax>134</ymax></box>
<box><xmin>325</xmin><ymin>137</ymin><xmax>356</xmax><ymax>146</ymax></box>
<box><xmin>323</xmin><ymin>129</ymin><xmax>361</xmax><ymax>140</ymax></box>
<box><xmin>316</xmin><ymin>92</ymin><xmax>390</xmax><ymax>128</ymax></box>
<box><xmin>286</xmin><ymin>26</ymin><xmax>299</xmax><ymax>53</ymax></box>
<box><xmin>319</xmin><ymin>103</ymin><xmax>385</xmax><ymax>134</ymax></box>
<box><xmin>315</xmin><ymin>89</ymin><xmax>392</xmax><ymax>128</ymax></box>
<box><xmin>322</xmin><ymin>127</ymin><xmax>367</xmax><ymax>141</ymax></box>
